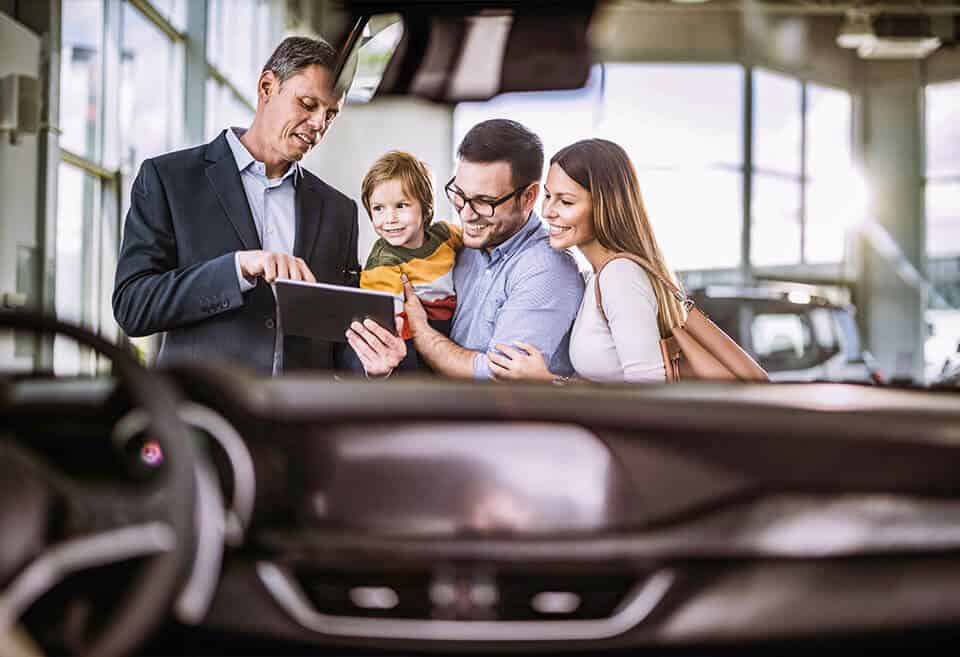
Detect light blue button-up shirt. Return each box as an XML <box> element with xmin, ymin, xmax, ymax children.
<box><xmin>226</xmin><ymin>126</ymin><xmax>300</xmax><ymax>288</ymax></box>
<box><xmin>225</xmin><ymin>126</ymin><xmax>301</xmax><ymax>373</ymax></box>
<box><xmin>451</xmin><ymin>212</ymin><xmax>584</xmax><ymax>379</ymax></box>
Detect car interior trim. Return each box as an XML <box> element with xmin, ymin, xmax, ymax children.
<box><xmin>113</xmin><ymin>403</ymin><xmax>255</xmax><ymax>624</ymax></box>
<box><xmin>0</xmin><ymin>522</ymin><xmax>175</xmax><ymax>632</ymax></box>
<box><xmin>174</xmin><ymin>458</ymin><xmax>225</xmax><ymax>625</ymax></box>
<box><xmin>177</xmin><ymin>403</ymin><xmax>256</xmax><ymax>545</ymax></box>
<box><xmin>255</xmin><ymin>561</ymin><xmax>675</xmax><ymax>642</ymax></box>
<box><xmin>113</xmin><ymin>403</ymin><xmax>256</xmax><ymax>544</ymax></box>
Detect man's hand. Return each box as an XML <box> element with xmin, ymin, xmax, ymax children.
<box><xmin>346</xmin><ymin>317</ymin><xmax>407</xmax><ymax>377</ymax></box>
<box><xmin>237</xmin><ymin>250</ymin><xmax>316</xmax><ymax>283</ymax></box>
<box><xmin>401</xmin><ymin>275</ymin><xmax>429</xmax><ymax>337</ymax></box>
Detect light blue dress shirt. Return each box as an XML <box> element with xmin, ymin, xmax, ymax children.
<box><xmin>451</xmin><ymin>212</ymin><xmax>584</xmax><ymax>379</ymax></box>
<box><xmin>225</xmin><ymin>127</ymin><xmax>301</xmax><ymax>373</ymax></box>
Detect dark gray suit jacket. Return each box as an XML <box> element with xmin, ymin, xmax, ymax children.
<box><xmin>113</xmin><ymin>131</ymin><xmax>360</xmax><ymax>374</ymax></box>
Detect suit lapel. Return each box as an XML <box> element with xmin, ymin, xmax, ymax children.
<box><xmin>204</xmin><ymin>134</ymin><xmax>261</xmax><ymax>251</ymax></box>
<box><xmin>294</xmin><ymin>175</ymin><xmax>325</xmax><ymax>260</ymax></box>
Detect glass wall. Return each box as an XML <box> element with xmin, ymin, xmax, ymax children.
<box><xmin>53</xmin><ymin>163</ymin><xmax>98</xmax><ymax>374</ymax></box>
<box><xmin>454</xmin><ymin>66</ymin><xmax>603</xmax><ymax>182</ymax></box>
<box><xmin>120</xmin><ymin>1</ymin><xmax>184</xmax><ymax>179</ymax></box>
<box><xmin>56</xmin><ymin>0</ymin><xmax>285</xmax><ymax>373</ymax></box>
<box><xmin>454</xmin><ymin>63</ymin><xmax>850</xmax><ymax>275</ymax></box>
<box><xmin>599</xmin><ymin>65</ymin><xmax>743</xmax><ymax>272</ymax></box>
<box><xmin>805</xmin><ymin>84</ymin><xmax>855</xmax><ymax>265</ymax></box>
<box><xmin>924</xmin><ymin>79</ymin><xmax>960</xmax><ymax>381</ymax></box>
<box><xmin>751</xmin><ymin>69</ymin><xmax>802</xmax><ymax>267</ymax></box>
<box><xmin>453</xmin><ymin>64</ymin><xmax>743</xmax><ymax>272</ymax></box>
<box><xmin>56</xmin><ymin>0</ymin><xmax>112</xmax><ymax>374</ymax></box>
<box><xmin>204</xmin><ymin>0</ymin><xmax>279</xmax><ymax>140</ymax></box>
<box><xmin>60</xmin><ymin>0</ymin><xmax>103</xmax><ymax>161</ymax></box>
<box><xmin>925</xmin><ymin>80</ymin><xmax>960</xmax><ymax>261</ymax></box>
<box><xmin>751</xmin><ymin>70</ymin><xmax>855</xmax><ymax>268</ymax></box>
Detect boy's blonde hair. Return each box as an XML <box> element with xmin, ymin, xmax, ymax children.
<box><xmin>361</xmin><ymin>151</ymin><xmax>434</xmax><ymax>229</ymax></box>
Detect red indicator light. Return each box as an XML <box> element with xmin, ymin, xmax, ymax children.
<box><xmin>140</xmin><ymin>440</ymin><xmax>164</xmax><ymax>467</ymax></box>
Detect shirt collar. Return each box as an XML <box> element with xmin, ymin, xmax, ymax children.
<box><xmin>225</xmin><ymin>127</ymin><xmax>302</xmax><ymax>185</ymax></box>
<box><xmin>488</xmin><ymin>211</ymin><xmax>542</xmax><ymax>262</ymax></box>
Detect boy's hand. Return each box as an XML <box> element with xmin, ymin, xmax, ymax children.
<box><xmin>401</xmin><ymin>275</ymin><xmax>429</xmax><ymax>337</ymax></box>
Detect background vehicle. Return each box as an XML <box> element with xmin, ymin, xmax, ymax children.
<box><xmin>933</xmin><ymin>341</ymin><xmax>960</xmax><ymax>387</ymax></box>
<box><xmin>691</xmin><ymin>285</ymin><xmax>884</xmax><ymax>384</ymax></box>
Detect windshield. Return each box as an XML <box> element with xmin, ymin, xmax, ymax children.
<box><xmin>2</xmin><ymin>0</ymin><xmax>958</xmax><ymax>389</ymax></box>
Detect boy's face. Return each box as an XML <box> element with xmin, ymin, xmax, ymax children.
<box><xmin>369</xmin><ymin>179</ymin><xmax>426</xmax><ymax>249</ymax></box>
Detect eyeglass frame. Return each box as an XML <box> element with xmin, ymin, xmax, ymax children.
<box><xmin>444</xmin><ymin>177</ymin><xmax>532</xmax><ymax>218</ymax></box>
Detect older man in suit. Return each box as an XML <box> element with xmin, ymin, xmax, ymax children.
<box><xmin>113</xmin><ymin>36</ymin><xmax>405</xmax><ymax>375</ymax></box>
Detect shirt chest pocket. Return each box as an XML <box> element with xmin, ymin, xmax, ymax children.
<box><xmin>481</xmin><ymin>290</ymin><xmax>507</xmax><ymax>324</ymax></box>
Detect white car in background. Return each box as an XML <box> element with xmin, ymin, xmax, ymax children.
<box><xmin>691</xmin><ymin>285</ymin><xmax>884</xmax><ymax>384</ymax></box>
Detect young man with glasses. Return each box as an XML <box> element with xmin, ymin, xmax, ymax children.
<box><xmin>350</xmin><ymin>119</ymin><xmax>584</xmax><ymax>379</ymax></box>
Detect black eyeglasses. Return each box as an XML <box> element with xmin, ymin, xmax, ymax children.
<box><xmin>444</xmin><ymin>177</ymin><xmax>529</xmax><ymax>218</ymax></box>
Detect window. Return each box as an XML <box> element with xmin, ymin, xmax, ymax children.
<box><xmin>120</xmin><ymin>1</ymin><xmax>184</xmax><ymax>179</ymax></box>
<box><xmin>454</xmin><ymin>65</ymin><xmax>602</xmax><ymax>180</ymax></box>
<box><xmin>752</xmin><ymin>173</ymin><xmax>801</xmax><ymax>266</ymax></box>
<box><xmin>924</xmin><ymin>79</ymin><xmax>960</xmax><ymax>381</ymax></box>
<box><xmin>207</xmin><ymin>0</ymin><xmax>260</xmax><ymax>99</ymax></box>
<box><xmin>926</xmin><ymin>182</ymin><xmax>960</xmax><ymax>259</ymax></box>
<box><xmin>205</xmin><ymin>77</ymin><xmax>254</xmax><ymax>143</ymax></box>
<box><xmin>51</xmin><ymin>0</ymin><xmax>289</xmax><ymax>372</ymax></box>
<box><xmin>751</xmin><ymin>72</ymin><xmax>854</xmax><ymax>268</ymax></box>
<box><xmin>805</xmin><ymin>84</ymin><xmax>855</xmax><ymax>264</ymax></box>
<box><xmin>751</xmin><ymin>70</ymin><xmax>802</xmax><ymax>268</ymax></box>
<box><xmin>205</xmin><ymin>0</ymin><xmax>279</xmax><ymax>140</ymax></box>
<box><xmin>753</xmin><ymin>70</ymin><xmax>803</xmax><ymax>174</ymax></box>
<box><xmin>347</xmin><ymin>15</ymin><xmax>404</xmax><ymax>103</ymax></box>
<box><xmin>56</xmin><ymin>0</ymin><xmax>114</xmax><ymax>375</ymax></box>
<box><xmin>926</xmin><ymin>80</ymin><xmax>960</xmax><ymax>259</ymax></box>
<box><xmin>453</xmin><ymin>63</ymin><xmax>854</xmax><ymax>274</ymax></box>
<box><xmin>600</xmin><ymin>64</ymin><xmax>744</xmax><ymax>271</ymax></box>
<box><xmin>148</xmin><ymin>0</ymin><xmax>187</xmax><ymax>31</ymax></box>
<box><xmin>60</xmin><ymin>0</ymin><xmax>103</xmax><ymax>160</ymax></box>
<box><xmin>54</xmin><ymin>163</ymin><xmax>99</xmax><ymax>374</ymax></box>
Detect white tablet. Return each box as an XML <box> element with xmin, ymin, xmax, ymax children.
<box><xmin>273</xmin><ymin>279</ymin><xmax>401</xmax><ymax>343</ymax></box>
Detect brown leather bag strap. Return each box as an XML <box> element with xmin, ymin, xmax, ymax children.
<box><xmin>594</xmin><ymin>253</ymin><xmax>688</xmax><ymax>323</ymax></box>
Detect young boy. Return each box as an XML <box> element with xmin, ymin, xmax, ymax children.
<box><xmin>360</xmin><ymin>150</ymin><xmax>462</xmax><ymax>372</ymax></box>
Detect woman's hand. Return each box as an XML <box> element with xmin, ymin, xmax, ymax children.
<box><xmin>346</xmin><ymin>316</ymin><xmax>407</xmax><ymax>377</ymax></box>
<box><xmin>487</xmin><ymin>341</ymin><xmax>554</xmax><ymax>382</ymax></box>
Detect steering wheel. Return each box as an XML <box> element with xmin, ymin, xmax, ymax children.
<box><xmin>0</xmin><ymin>311</ymin><xmax>198</xmax><ymax>657</ymax></box>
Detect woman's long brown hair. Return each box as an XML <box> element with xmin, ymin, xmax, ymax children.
<box><xmin>551</xmin><ymin>139</ymin><xmax>686</xmax><ymax>336</ymax></box>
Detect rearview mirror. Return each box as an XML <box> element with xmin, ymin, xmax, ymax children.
<box><xmin>337</xmin><ymin>1</ymin><xmax>597</xmax><ymax>103</ymax></box>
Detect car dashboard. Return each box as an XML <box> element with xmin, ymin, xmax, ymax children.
<box><xmin>5</xmin><ymin>367</ymin><xmax>960</xmax><ymax>655</ymax></box>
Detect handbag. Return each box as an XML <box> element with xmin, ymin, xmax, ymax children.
<box><xmin>595</xmin><ymin>253</ymin><xmax>769</xmax><ymax>383</ymax></box>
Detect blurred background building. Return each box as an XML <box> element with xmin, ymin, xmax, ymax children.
<box><xmin>0</xmin><ymin>0</ymin><xmax>958</xmax><ymax>383</ymax></box>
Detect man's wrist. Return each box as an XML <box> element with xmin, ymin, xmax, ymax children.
<box><xmin>234</xmin><ymin>252</ymin><xmax>256</xmax><ymax>292</ymax></box>
<box><xmin>410</xmin><ymin>320</ymin><xmax>441</xmax><ymax>352</ymax></box>
<box><xmin>363</xmin><ymin>368</ymin><xmax>393</xmax><ymax>380</ymax></box>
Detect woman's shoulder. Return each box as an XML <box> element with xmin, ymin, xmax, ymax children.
<box><xmin>598</xmin><ymin>257</ymin><xmax>656</xmax><ymax>288</ymax></box>
<box><xmin>596</xmin><ymin>257</ymin><xmax>658</xmax><ymax>308</ymax></box>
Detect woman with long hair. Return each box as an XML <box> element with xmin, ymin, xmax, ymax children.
<box><xmin>487</xmin><ymin>138</ymin><xmax>685</xmax><ymax>383</ymax></box>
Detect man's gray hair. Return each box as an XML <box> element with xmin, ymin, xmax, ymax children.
<box><xmin>262</xmin><ymin>36</ymin><xmax>338</xmax><ymax>84</ymax></box>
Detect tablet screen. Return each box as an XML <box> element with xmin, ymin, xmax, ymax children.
<box><xmin>274</xmin><ymin>279</ymin><xmax>400</xmax><ymax>343</ymax></box>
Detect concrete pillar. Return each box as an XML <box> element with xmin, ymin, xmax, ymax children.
<box><xmin>857</xmin><ymin>60</ymin><xmax>926</xmax><ymax>381</ymax></box>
